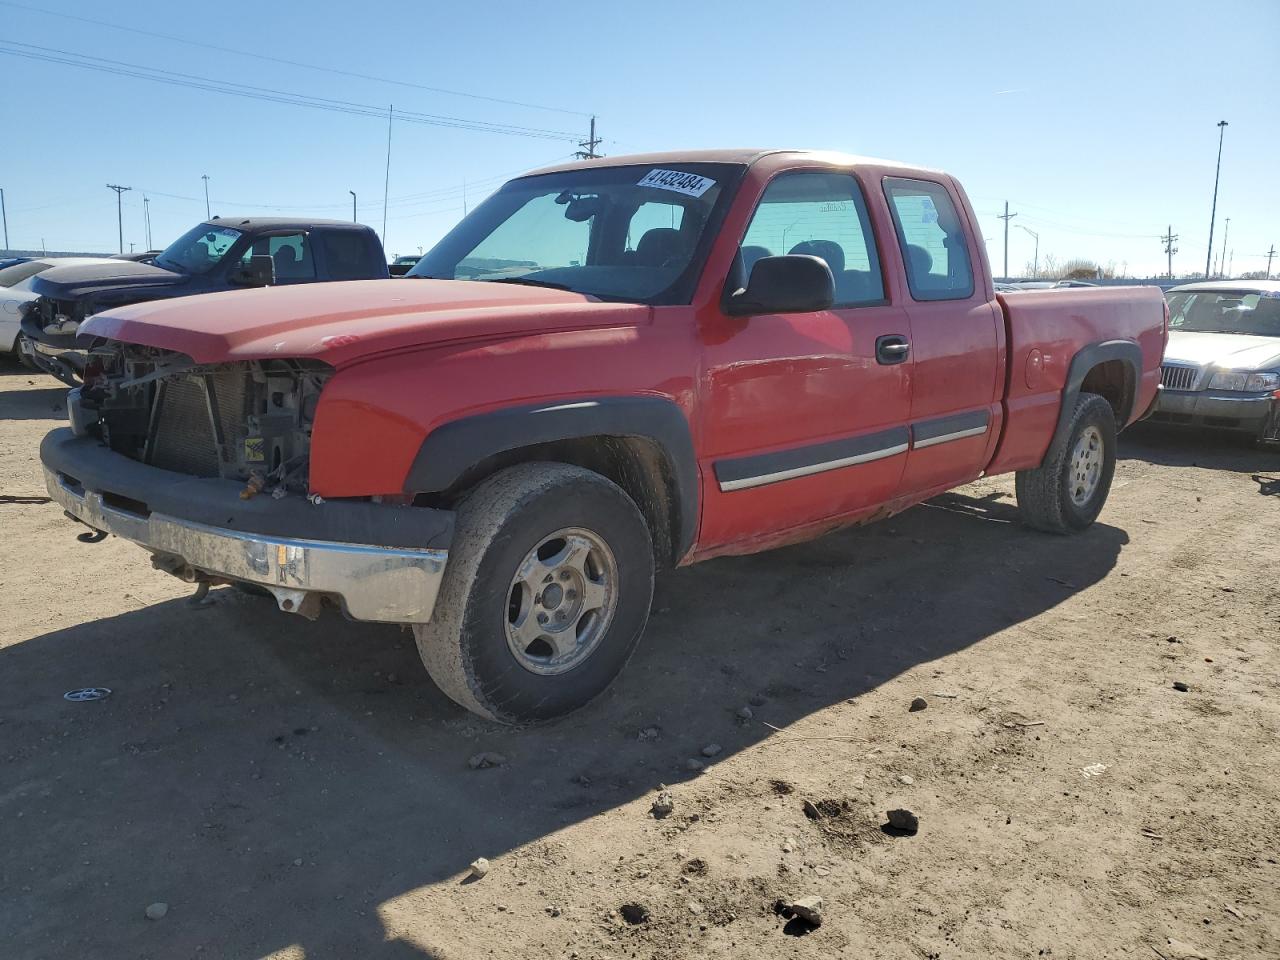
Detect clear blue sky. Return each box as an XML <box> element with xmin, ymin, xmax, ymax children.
<box><xmin>3</xmin><ymin>0</ymin><xmax>1277</xmax><ymax>276</ymax></box>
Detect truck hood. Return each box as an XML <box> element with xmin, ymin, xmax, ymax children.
<box><xmin>31</xmin><ymin>260</ymin><xmax>189</xmax><ymax>302</ymax></box>
<box><xmin>1164</xmin><ymin>330</ymin><xmax>1280</xmax><ymax>371</ymax></box>
<box><xmin>80</xmin><ymin>279</ymin><xmax>650</xmax><ymax>367</ymax></box>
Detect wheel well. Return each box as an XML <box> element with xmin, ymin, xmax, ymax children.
<box><xmin>1079</xmin><ymin>359</ymin><xmax>1134</xmax><ymax>425</ymax></box>
<box><xmin>426</xmin><ymin>436</ymin><xmax>682</xmax><ymax>569</ymax></box>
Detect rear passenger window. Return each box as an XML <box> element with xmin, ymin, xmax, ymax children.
<box><xmin>739</xmin><ymin>172</ymin><xmax>884</xmax><ymax>306</ymax></box>
<box><xmin>318</xmin><ymin>232</ymin><xmax>375</xmax><ymax>280</ymax></box>
<box><xmin>884</xmin><ymin>178</ymin><xmax>973</xmax><ymax>301</ymax></box>
<box><xmin>241</xmin><ymin>233</ymin><xmax>316</xmax><ymax>281</ymax></box>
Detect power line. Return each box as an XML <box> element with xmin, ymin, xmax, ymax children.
<box><xmin>106</xmin><ymin>184</ymin><xmax>130</xmax><ymax>254</ymax></box>
<box><xmin>0</xmin><ymin>40</ymin><xmax>581</xmax><ymax>141</ymax></box>
<box><xmin>1161</xmin><ymin>225</ymin><xmax>1179</xmax><ymax>280</ymax></box>
<box><xmin>997</xmin><ymin>202</ymin><xmax>1017</xmax><ymax>281</ymax></box>
<box><xmin>0</xmin><ymin>0</ymin><xmax>590</xmax><ymax>118</ymax></box>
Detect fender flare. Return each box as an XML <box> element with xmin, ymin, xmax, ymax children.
<box><xmin>1048</xmin><ymin>339</ymin><xmax>1142</xmax><ymax>457</ymax></box>
<box><xmin>403</xmin><ymin>396</ymin><xmax>699</xmax><ymax>558</ymax></box>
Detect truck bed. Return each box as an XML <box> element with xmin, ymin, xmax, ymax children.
<box><xmin>989</xmin><ymin>285</ymin><xmax>1167</xmax><ymax>474</ymax></box>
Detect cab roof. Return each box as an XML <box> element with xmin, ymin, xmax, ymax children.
<box><xmin>526</xmin><ymin>149</ymin><xmax>945</xmax><ymax>179</ymax></box>
<box><xmin>203</xmin><ymin>217</ymin><xmax>373</xmax><ymax>231</ymax></box>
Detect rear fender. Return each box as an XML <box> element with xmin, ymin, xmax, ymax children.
<box><xmin>1044</xmin><ymin>339</ymin><xmax>1142</xmax><ymax>462</ymax></box>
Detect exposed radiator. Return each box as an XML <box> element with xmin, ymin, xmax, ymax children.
<box><xmin>148</xmin><ymin>371</ymin><xmax>248</xmax><ymax>477</ymax></box>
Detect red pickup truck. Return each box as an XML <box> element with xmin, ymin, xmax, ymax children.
<box><xmin>42</xmin><ymin>150</ymin><xmax>1166</xmax><ymax>723</ymax></box>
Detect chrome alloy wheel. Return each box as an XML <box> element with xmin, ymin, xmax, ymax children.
<box><xmin>1068</xmin><ymin>425</ymin><xmax>1104</xmax><ymax>507</ymax></box>
<box><xmin>505</xmin><ymin>527</ymin><xmax>619</xmax><ymax>676</ymax></box>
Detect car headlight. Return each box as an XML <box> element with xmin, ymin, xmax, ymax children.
<box><xmin>1208</xmin><ymin>370</ymin><xmax>1279</xmax><ymax>392</ymax></box>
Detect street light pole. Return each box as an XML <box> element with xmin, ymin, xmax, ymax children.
<box><xmin>106</xmin><ymin>184</ymin><xmax>131</xmax><ymax>254</ymax></box>
<box><xmin>143</xmin><ymin>196</ymin><xmax>152</xmax><ymax>250</ymax></box>
<box><xmin>0</xmin><ymin>187</ymin><xmax>8</xmax><ymax>251</ymax></box>
<box><xmin>1204</xmin><ymin>120</ymin><xmax>1227</xmax><ymax>279</ymax></box>
<box><xmin>349</xmin><ymin>190</ymin><xmax>357</xmax><ymax>223</ymax></box>
<box><xmin>1016</xmin><ymin>224</ymin><xmax>1039</xmax><ymax>278</ymax></box>
<box><xmin>201</xmin><ymin>174</ymin><xmax>211</xmax><ymax>218</ymax></box>
<box><xmin>1219</xmin><ymin>217</ymin><xmax>1231</xmax><ymax>278</ymax></box>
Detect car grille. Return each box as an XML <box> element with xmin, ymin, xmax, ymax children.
<box><xmin>148</xmin><ymin>370</ymin><xmax>249</xmax><ymax>477</ymax></box>
<box><xmin>1160</xmin><ymin>364</ymin><xmax>1200</xmax><ymax>392</ymax></box>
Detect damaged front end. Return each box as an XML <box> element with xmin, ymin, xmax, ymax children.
<box><xmin>43</xmin><ymin>339</ymin><xmax>452</xmax><ymax>623</ymax></box>
<box><xmin>72</xmin><ymin>343</ymin><xmax>331</xmax><ymax>497</ymax></box>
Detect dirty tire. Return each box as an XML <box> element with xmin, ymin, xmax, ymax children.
<box><xmin>414</xmin><ymin>462</ymin><xmax>654</xmax><ymax>724</ymax></box>
<box><xmin>1016</xmin><ymin>392</ymin><xmax>1117</xmax><ymax>533</ymax></box>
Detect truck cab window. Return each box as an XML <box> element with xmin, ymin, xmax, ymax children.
<box><xmin>241</xmin><ymin>233</ymin><xmax>316</xmax><ymax>281</ymax></box>
<box><xmin>884</xmin><ymin>178</ymin><xmax>974</xmax><ymax>301</ymax></box>
<box><xmin>739</xmin><ymin>172</ymin><xmax>884</xmax><ymax>306</ymax></box>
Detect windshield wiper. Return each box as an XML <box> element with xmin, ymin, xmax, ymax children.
<box><xmin>480</xmin><ymin>277</ymin><xmax>573</xmax><ymax>291</ymax></box>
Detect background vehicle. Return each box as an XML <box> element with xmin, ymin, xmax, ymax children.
<box><xmin>22</xmin><ymin>218</ymin><xmax>388</xmax><ymax>384</ymax></box>
<box><xmin>1151</xmin><ymin>279</ymin><xmax>1280</xmax><ymax>442</ymax></box>
<box><xmin>389</xmin><ymin>254</ymin><xmax>422</xmax><ymax>276</ymax></box>
<box><xmin>40</xmin><ymin>149</ymin><xmax>1166</xmax><ymax>724</ymax></box>
<box><xmin>1</xmin><ymin>256</ymin><xmax>120</xmax><ymax>365</ymax></box>
<box><xmin>111</xmin><ymin>250</ymin><xmax>163</xmax><ymax>264</ymax></box>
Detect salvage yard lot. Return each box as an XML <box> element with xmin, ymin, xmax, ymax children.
<box><xmin>1</xmin><ymin>364</ymin><xmax>1277</xmax><ymax>960</ymax></box>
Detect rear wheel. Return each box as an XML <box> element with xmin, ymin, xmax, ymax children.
<box><xmin>1016</xmin><ymin>392</ymin><xmax>1117</xmax><ymax>533</ymax></box>
<box><xmin>414</xmin><ymin>462</ymin><xmax>655</xmax><ymax>723</ymax></box>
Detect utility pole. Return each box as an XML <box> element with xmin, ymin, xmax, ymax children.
<box><xmin>1016</xmin><ymin>224</ymin><xmax>1039</xmax><ymax>278</ymax></box>
<box><xmin>997</xmin><ymin>202</ymin><xmax>1017</xmax><ymax>280</ymax></box>
<box><xmin>382</xmin><ymin>104</ymin><xmax>394</xmax><ymax>249</ymax></box>
<box><xmin>201</xmin><ymin>174</ymin><xmax>211</xmax><ymax>218</ymax></box>
<box><xmin>349</xmin><ymin>190</ymin><xmax>357</xmax><ymax>223</ymax></box>
<box><xmin>1161</xmin><ymin>225</ymin><xmax>1179</xmax><ymax>279</ymax></box>
<box><xmin>462</xmin><ymin>178</ymin><xmax>468</xmax><ymax>216</ymax></box>
<box><xmin>575</xmin><ymin>116</ymin><xmax>602</xmax><ymax>159</ymax></box>
<box><xmin>1228</xmin><ymin>249</ymin><xmax>1234</xmax><ymax>278</ymax></box>
<box><xmin>143</xmin><ymin>196</ymin><xmax>152</xmax><ymax>250</ymax></box>
<box><xmin>106</xmin><ymin>184</ymin><xmax>131</xmax><ymax>254</ymax></box>
<box><xmin>1266</xmin><ymin>244</ymin><xmax>1276</xmax><ymax>280</ymax></box>
<box><xmin>1204</xmin><ymin>120</ymin><xmax>1227</xmax><ymax>279</ymax></box>
<box><xmin>0</xmin><ymin>187</ymin><xmax>8</xmax><ymax>251</ymax></box>
<box><xmin>1219</xmin><ymin>218</ymin><xmax>1231</xmax><ymax>277</ymax></box>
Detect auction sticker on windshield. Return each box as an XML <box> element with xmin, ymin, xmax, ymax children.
<box><xmin>637</xmin><ymin>169</ymin><xmax>716</xmax><ymax>198</ymax></box>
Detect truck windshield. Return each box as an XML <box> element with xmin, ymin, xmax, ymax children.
<box><xmin>155</xmin><ymin>224</ymin><xmax>243</xmax><ymax>275</ymax></box>
<box><xmin>1167</xmin><ymin>290</ymin><xmax>1280</xmax><ymax>337</ymax></box>
<box><xmin>409</xmin><ymin>162</ymin><xmax>742</xmax><ymax>304</ymax></box>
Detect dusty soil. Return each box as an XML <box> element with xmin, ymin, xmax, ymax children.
<box><xmin>1</xmin><ymin>362</ymin><xmax>1277</xmax><ymax>960</ymax></box>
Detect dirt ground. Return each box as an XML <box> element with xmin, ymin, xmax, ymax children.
<box><xmin>1</xmin><ymin>361</ymin><xmax>1277</xmax><ymax>960</ymax></box>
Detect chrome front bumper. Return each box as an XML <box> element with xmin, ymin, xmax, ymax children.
<box><xmin>45</xmin><ymin>466</ymin><xmax>448</xmax><ymax>624</ymax></box>
<box><xmin>1153</xmin><ymin>389</ymin><xmax>1272</xmax><ymax>430</ymax></box>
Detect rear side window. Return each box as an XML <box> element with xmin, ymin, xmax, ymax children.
<box><xmin>241</xmin><ymin>233</ymin><xmax>316</xmax><ymax>281</ymax></box>
<box><xmin>740</xmin><ymin>172</ymin><xmax>884</xmax><ymax>306</ymax></box>
<box><xmin>884</xmin><ymin>178</ymin><xmax>974</xmax><ymax>302</ymax></box>
<box><xmin>318</xmin><ymin>232</ymin><xmax>377</xmax><ymax>280</ymax></box>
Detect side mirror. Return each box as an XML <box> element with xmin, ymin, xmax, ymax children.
<box><xmin>231</xmin><ymin>255</ymin><xmax>275</xmax><ymax>287</ymax></box>
<box><xmin>725</xmin><ymin>255</ymin><xmax>834</xmax><ymax>316</ymax></box>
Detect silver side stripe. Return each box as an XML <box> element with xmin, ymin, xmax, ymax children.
<box><xmin>911</xmin><ymin>423</ymin><xmax>989</xmax><ymax>449</ymax></box>
<box><xmin>718</xmin><ymin>443</ymin><xmax>909</xmax><ymax>492</ymax></box>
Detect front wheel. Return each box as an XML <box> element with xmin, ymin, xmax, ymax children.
<box><xmin>414</xmin><ymin>463</ymin><xmax>655</xmax><ymax>724</ymax></box>
<box><xmin>1015</xmin><ymin>392</ymin><xmax>1117</xmax><ymax>533</ymax></box>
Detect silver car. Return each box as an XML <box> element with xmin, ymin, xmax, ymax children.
<box><xmin>1153</xmin><ymin>280</ymin><xmax>1280</xmax><ymax>443</ymax></box>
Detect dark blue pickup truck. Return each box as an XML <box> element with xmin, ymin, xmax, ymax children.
<box><xmin>22</xmin><ymin>217</ymin><xmax>387</xmax><ymax>383</ymax></box>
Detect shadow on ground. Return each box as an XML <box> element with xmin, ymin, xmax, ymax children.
<box><xmin>0</xmin><ymin>361</ymin><xmax>68</xmax><ymax>422</ymax></box>
<box><xmin>0</xmin><ymin>484</ymin><xmax>1129</xmax><ymax>959</ymax></box>
<box><xmin>1122</xmin><ymin>421</ymin><xmax>1279</xmax><ymax>476</ymax></box>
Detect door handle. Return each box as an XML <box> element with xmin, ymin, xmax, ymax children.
<box><xmin>876</xmin><ymin>334</ymin><xmax>910</xmax><ymax>365</ymax></box>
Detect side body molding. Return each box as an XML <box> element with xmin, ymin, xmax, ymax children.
<box><xmin>403</xmin><ymin>396</ymin><xmax>700</xmax><ymax>558</ymax></box>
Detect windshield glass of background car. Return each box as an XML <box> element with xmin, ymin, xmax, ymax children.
<box><xmin>1166</xmin><ymin>291</ymin><xmax>1280</xmax><ymax>336</ymax></box>
<box><xmin>410</xmin><ymin>163</ymin><xmax>741</xmax><ymax>303</ymax></box>
<box><xmin>156</xmin><ymin>225</ymin><xmax>243</xmax><ymax>275</ymax></box>
<box><xmin>0</xmin><ymin>260</ymin><xmax>51</xmax><ymax>288</ymax></box>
